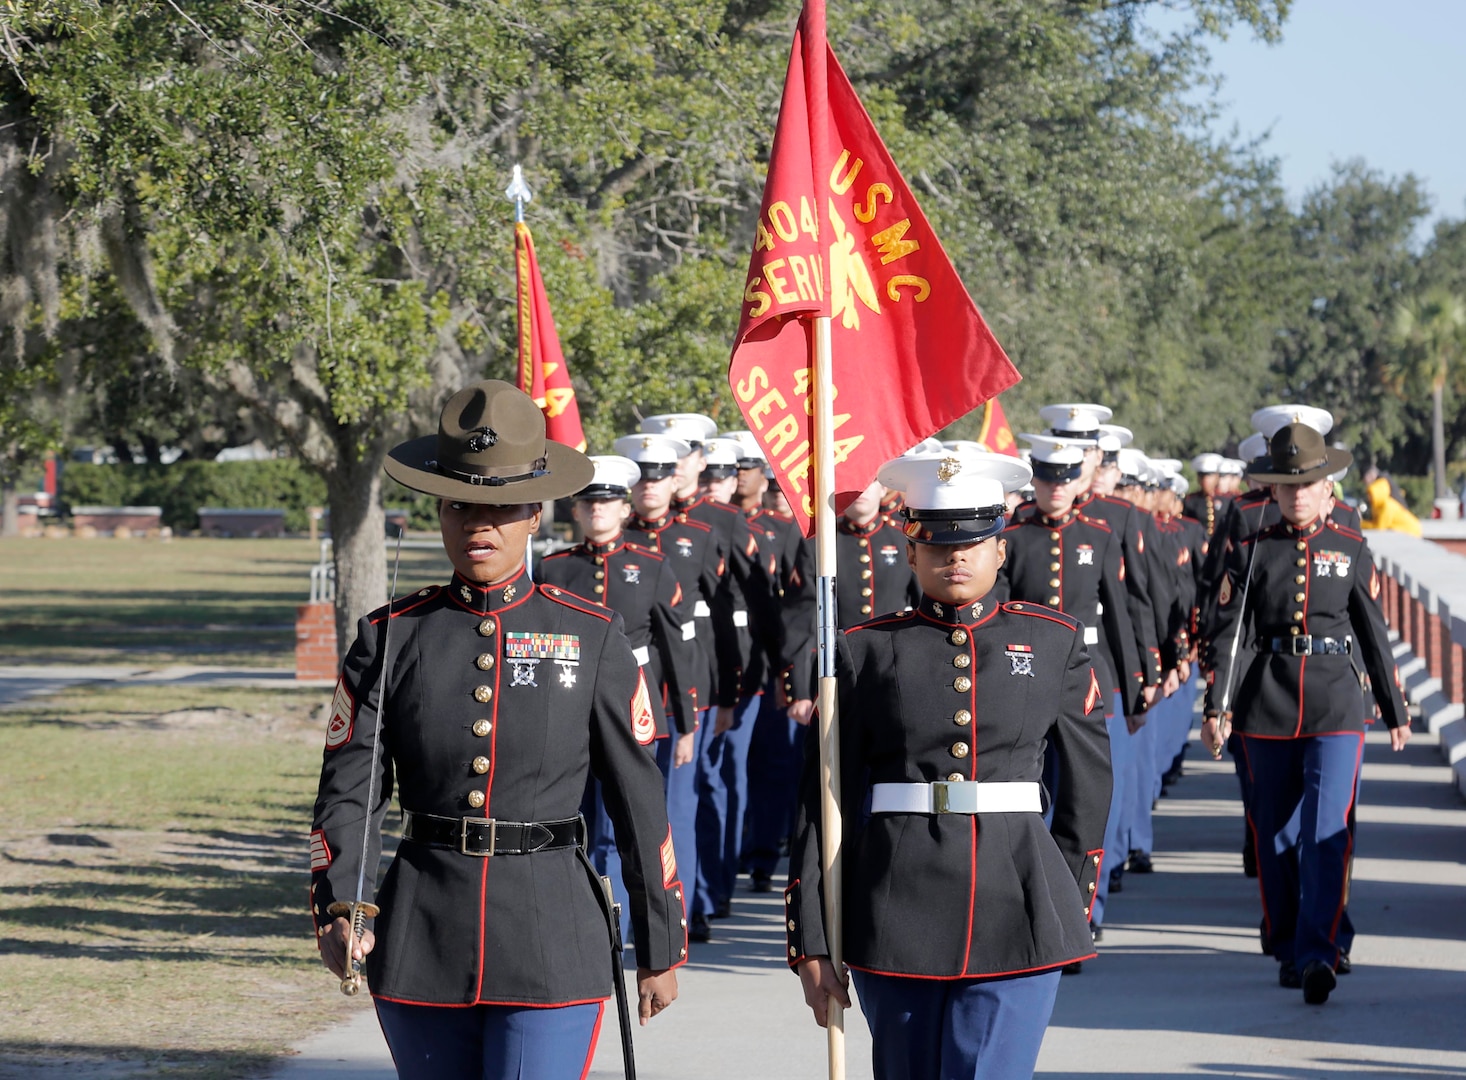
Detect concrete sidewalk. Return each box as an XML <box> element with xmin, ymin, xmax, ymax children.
<box><xmin>0</xmin><ymin>664</ymin><xmax>331</xmax><ymax>707</ymax></box>
<box><xmin>265</xmin><ymin>725</ymin><xmax>1466</xmax><ymax>1079</ymax></box>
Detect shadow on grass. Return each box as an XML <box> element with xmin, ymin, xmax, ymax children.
<box><xmin>0</xmin><ymin>1040</ymin><xmax>274</xmax><ymax>1080</ymax></box>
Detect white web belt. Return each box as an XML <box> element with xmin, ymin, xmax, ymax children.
<box><xmin>870</xmin><ymin>781</ymin><xmax>1042</xmax><ymax>815</ymax></box>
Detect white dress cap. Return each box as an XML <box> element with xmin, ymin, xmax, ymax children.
<box><xmin>700</xmin><ymin>438</ymin><xmax>742</xmax><ymax>469</ymax></box>
<box><xmin>582</xmin><ymin>455</ymin><xmax>641</xmax><ymax>493</ymax></box>
<box><xmin>1169</xmin><ymin>474</ymin><xmax>1189</xmax><ymax>497</ymax></box>
<box><xmin>1191</xmin><ymin>452</ymin><xmax>1225</xmax><ymax>474</ymax></box>
<box><xmin>1117</xmin><ymin>448</ymin><xmax>1150</xmax><ymax>480</ymax></box>
<box><xmin>1220</xmin><ymin>457</ymin><xmax>1247</xmax><ymax>476</ymax></box>
<box><xmin>639</xmin><ymin>413</ymin><xmax>718</xmax><ymax>445</ymax></box>
<box><xmin>721</xmin><ymin>430</ymin><xmax>767</xmax><ymax>464</ymax></box>
<box><xmin>904</xmin><ymin>437</ymin><xmax>946</xmax><ymax>456</ymax></box>
<box><xmin>877</xmin><ymin>449</ymin><xmax>1032</xmax><ymax>511</ymax></box>
<box><xmin>613</xmin><ymin>432</ymin><xmax>692</xmax><ymax>467</ymax></box>
<box><xmin>1096</xmin><ymin>424</ymin><xmax>1133</xmax><ymax>452</ymax></box>
<box><xmin>1251</xmin><ymin>404</ymin><xmax>1333</xmax><ymax>439</ymax></box>
<box><xmin>941</xmin><ymin>439</ymin><xmax>993</xmax><ymax>455</ymax></box>
<box><xmin>1018</xmin><ymin>433</ymin><xmax>1088</xmax><ymax>468</ymax></box>
<box><xmin>1038</xmin><ymin>402</ymin><xmax>1113</xmax><ymax>441</ymax></box>
<box><xmin>1150</xmin><ymin>458</ymin><xmax>1183</xmax><ymax>476</ymax></box>
<box><xmin>1237</xmin><ymin>433</ymin><xmax>1268</xmax><ymax>463</ymax></box>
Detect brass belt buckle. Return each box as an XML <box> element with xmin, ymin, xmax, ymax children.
<box><xmin>932</xmin><ymin>781</ymin><xmax>952</xmax><ymax>814</ymax></box>
<box><xmin>461</xmin><ymin>816</ymin><xmax>497</xmax><ymax>857</ymax></box>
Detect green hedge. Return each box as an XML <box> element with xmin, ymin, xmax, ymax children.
<box><xmin>61</xmin><ymin>460</ymin><xmax>329</xmax><ymax>533</ymax></box>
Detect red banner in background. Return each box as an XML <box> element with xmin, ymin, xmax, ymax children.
<box><xmin>515</xmin><ymin>221</ymin><xmax>587</xmax><ymax>452</ymax></box>
<box><xmin>727</xmin><ymin>2</ymin><xmax>1020</xmax><ymax>536</ymax></box>
<box><xmin>978</xmin><ymin>398</ymin><xmax>1019</xmax><ymax>457</ymax></box>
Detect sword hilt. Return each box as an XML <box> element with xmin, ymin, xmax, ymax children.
<box><xmin>326</xmin><ymin>900</ymin><xmax>380</xmax><ymax>996</ymax></box>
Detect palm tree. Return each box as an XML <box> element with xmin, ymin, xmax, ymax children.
<box><xmin>1387</xmin><ymin>288</ymin><xmax>1466</xmax><ymax>502</ymax></box>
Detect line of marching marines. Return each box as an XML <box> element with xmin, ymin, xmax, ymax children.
<box><xmin>308</xmin><ymin>380</ymin><xmax>1410</xmax><ymax>1080</ymax></box>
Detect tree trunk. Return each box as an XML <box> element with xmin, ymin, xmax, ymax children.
<box><xmin>1433</xmin><ymin>382</ymin><xmax>1449</xmax><ymax>502</ymax></box>
<box><xmin>327</xmin><ymin>440</ymin><xmax>388</xmax><ymax>656</ymax></box>
<box><xmin>1</xmin><ymin>482</ymin><xmax>19</xmax><ymax>538</ymax></box>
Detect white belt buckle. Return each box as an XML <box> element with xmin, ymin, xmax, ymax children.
<box><xmin>693</xmin><ymin>600</ymin><xmax>712</xmax><ymax>618</ymax></box>
<box><xmin>733</xmin><ymin>610</ymin><xmax>749</xmax><ymax>627</ymax></box>
<box><xmin>633</xmin><ymin>645</ymin><xmax>651</xmax><ymax>667</ymax></box>
<box><xmin>1084</xmin><ymin>626</ymin><xmax>1098</xmax><ymax>646</ymax></box>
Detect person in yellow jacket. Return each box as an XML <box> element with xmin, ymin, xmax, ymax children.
<box><xmin>1361</xmin><ymin>472</ymin><xmax>1422</xmax><ymax>536</ymax></box>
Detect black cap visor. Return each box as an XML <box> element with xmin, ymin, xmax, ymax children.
<box><xmin>636</xmin><ymin>462</ymin><xmax>677</xmax><ymax>482</ymax></box>
<box><xmin>574</xmin><ymin>484</ymin><xmax>630</xmax><ymax>501</ymax></box>
<box><xmin>699</xmin><ymin>465</ymin><xmax>738</xmax><ymax>481</ymax></box>
<box><xmin>1031</xmin><ymin>459</ymin><xmax>1083</xmax><ymax>484</ymax></box>
<box><xmin>901</xmin><ymin>506</ymin><xmax>1007</xmax><ymax>545</ymax></box>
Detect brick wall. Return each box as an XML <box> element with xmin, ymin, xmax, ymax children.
<box><xmin>296</xmin><ymin>602</ymin><xmax>339</xmax><ymax>681</ymax></box>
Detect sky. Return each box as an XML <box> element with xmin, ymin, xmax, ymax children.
<box><xmin>1169</xmin><ymin>0</ymin><xmax>1466</xmax><ymax>242</ymax></box>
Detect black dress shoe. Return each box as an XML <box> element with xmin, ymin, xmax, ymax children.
<box><xmin>1128</xmin><ymin>852</ymin><xmax>1154</xmax><ymax>874</ymax></box>
<box><xmin>688</xmin><ymin>914</ymin><xmax>713</xmax><ymax>943</ymax></box>
<box><xmin>711</xmin><ymin>900</ymin><xmax>732</xmax><ymax>920</ymax></box>
<box><xmin>1278</xmin><ymin>962</ymin><xmax>1301</xmax><ymax>989</ymax></box>
<box><xmin>1108</xmin><ymin>870</ymin><xmax>1124</xmax><ymax>894</ymax></box>
<box><xmin>1302</xmin><ymin>960</ymin><xmax>1336</xmax><ymax>1005</ymax></box>
<box><xmin>1091</xmin><ymin>925</ymin><xmax>1104</xmax><ymax>944</ymax></box>
<box><xmin>749</xmin><ymin>870</ymin><xmax>773</xmax><ymax>894</ymax></box>
<box><xmin>1337</xmin><ymin>951</ymin><xmax>1352</xmax><ymax>975</ymax></box>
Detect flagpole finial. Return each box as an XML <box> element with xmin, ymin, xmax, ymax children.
<box><xmin>506</xmin><ymin>164</ymin><xmax>533</xmax><ymax>223</ymax></box>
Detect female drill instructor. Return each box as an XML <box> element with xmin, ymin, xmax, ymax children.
<box><xmin>789</xmin><ymin>449</ymin><xmax>1112</xmax><ymax>1079</ymax></box>
<box><xmin>310</xmin><ymin>381</ymin><xmax>684</xmax><ymax>1079</ymax></box>
<box><xmin>1202</xmin><ymin>419</ymin><xmax>1408</xmax><ymax>1006</ymax></box>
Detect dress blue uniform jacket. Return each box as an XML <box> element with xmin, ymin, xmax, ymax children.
<box><xmin>1203</xmin><ymin>518</ymin><xmax>1406</xmax><ymax>737</ymax></box>
<box><xmin>310</xmin><ymin>567</ymin><xmax>688</xmax><ymax>1006</ymax></box>
<box><xmin>786</xmin><ymin>594</ymin><xmax>1112</xmax><ymax>979</ymax></box>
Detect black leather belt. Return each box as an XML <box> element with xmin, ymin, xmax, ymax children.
<box><xmin>402</xmin><ymin>811</ymin><xmax>584</xmax><ymax>857</ymax></box>
<box><xmin>1257</xmin><ymin>635</ymin><xmax>1352</xmax><ymax>657</ymax></box>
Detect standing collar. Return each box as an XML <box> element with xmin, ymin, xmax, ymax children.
<box><xmin>916</xmin><ymin>592</ymin><xmax>991</xmax><ymax>625</ymax></box>
<box><xmin>1038</xmin><ymin>508</ymin><xmax>1078</xmax><ymax>528</ymax></box>
<box><xmin>838</xmin><ymin>515</ymin><xmax>883</xmax><ymax>538</ymax></box>
<box><xmin>448</xmin><ymin>566</ymin><xmax>529</xmax><ymax>615</ymax></box>
<box><xmin>580</xmin><ymin>534</ymin><xmax>624</xmax><ymax>557</ymax></box>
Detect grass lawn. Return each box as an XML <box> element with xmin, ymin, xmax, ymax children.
<box><xmin>0</xmin><ymin>537</ymin><xmax>451</xmax><ymax>667</ymax></box>
<box><xmin>0</xmin><ymin>683</ymin><xmax>374</xmax><ymax>1078</ymax></box>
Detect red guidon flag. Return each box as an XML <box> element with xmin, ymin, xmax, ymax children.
<box><xmin>977</xmin><ymin>398</ymin><xmax>1020</xmax><ymax>458</ymax></box>
<box><xmin>727</xmin><ymin>1</ymin><xmax>1020</xmax><ymax>535</ymax></box>
<box><xmin>515</xmin><ymin>221</ymin><xmax>587</xmax><ymax>451</ymax></box>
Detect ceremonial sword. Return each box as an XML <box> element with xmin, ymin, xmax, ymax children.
<box><xmin>1211</xmin><ymin>524</ymin><xmax>1260</xmax><ymax>759</ymax></box>
<box><xmin>327</xmin><ymin>524</ymin><xmax>405</xmax><ymax>995</ymax></box>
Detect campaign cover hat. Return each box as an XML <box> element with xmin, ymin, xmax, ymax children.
<box><xmin>384</xmin><ymin>380</ymin><xmax>593</xmax><ymax>503</ymax></box>
<box><xmin>878</xmin><ymin>450</ymin><xmax>1031</xmax><ymax>545</ymax></box>
<box><xmin>1248</xmin><ymin>422</ymin><xmax>1353</xmax><ymax>485</ymax></box>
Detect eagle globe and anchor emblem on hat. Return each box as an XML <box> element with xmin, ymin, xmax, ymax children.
<box><xmin>384</xmin><ymin>379</ymin><xmax>594</xmax><ymax>503</ymax></box>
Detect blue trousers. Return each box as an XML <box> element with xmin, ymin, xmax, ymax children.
<box><xmin>1089</xmin><ymin>692</ymin><xmax>1127</xmax><ymax>926</ymax></box>
<box><xmin>744</xmin><ymin>692</ymin><xmax>807</xmax><ymax>876</ymax></box>
<box><xmin>657</xmin><ymin>715</ymin><xmax>702</xmax><ymax>921</ymax></box>
<box><xmin>853</xmin><ymin>969</ymin><xmax>1061</xmax><ymax>1080</ymax></box>
<box><xmin>694</xmin><ymin>694</ymin><xmax>761</xmax><ymax>916</ymax></box>
<box><xmin>1238</xmin><ymin>732</ymin><xmax>1364</xmax><ymax>970</ymax></box>
<box><xmin>1122</xmin><ymin>700</ymin><xmax>1158</xmax><ymax>857</ymax></box>
<box><xmin>375</xmin><ymin>998</ymin><xmax>603</xmax><ymax>1080</ymax></box>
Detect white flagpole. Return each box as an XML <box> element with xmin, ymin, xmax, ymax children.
<box><xmin>812</xmin><ymin>313</ymin><xmax>845</xmax><ymax>1078</ymax></box>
